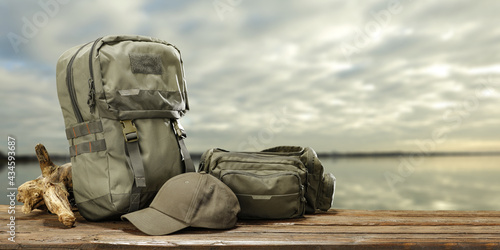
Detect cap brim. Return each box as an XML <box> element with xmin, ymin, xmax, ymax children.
<box><xmin>122</xmin><ymin>207</ymin><xmax>188</xmax><ymax>236</ymax></box>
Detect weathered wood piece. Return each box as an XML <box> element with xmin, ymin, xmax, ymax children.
<box><xmin>1</xmin><ymin>206</ymin><xmax>499</xmax><ymax>249</ymax></box>
<box><xmin>16</xmin><ymin>144</ymin><xmax>75</xmax><ymax>227</ymax></box>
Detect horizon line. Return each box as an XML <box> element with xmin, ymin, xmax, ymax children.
<box><xmin>2</xmin><ymin>150</ymin><xmax>500</xmax><ymax>162</ymax></box>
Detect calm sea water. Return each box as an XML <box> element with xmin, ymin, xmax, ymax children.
<box><xmin>2</xmin><ymin>156</ymin><xmax>499</xmax><ymax>210</ymax></box>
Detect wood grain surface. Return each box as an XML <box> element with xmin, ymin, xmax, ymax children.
<box><xmin>1</xmin><ymin>205</ymin><xmax>499</xmax><ymax>249</ymax></box>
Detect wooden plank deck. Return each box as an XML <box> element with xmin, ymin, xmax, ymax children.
<box><xmin>1</xmin><ymin>205</ymin><xmax>499</xmax><ymax>249</ymax></box>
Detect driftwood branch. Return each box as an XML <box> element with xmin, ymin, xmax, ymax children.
<box><xmin>17</xmin><ymin>144</ymin><xmax>75</xmax><ymax>227</ymax></box>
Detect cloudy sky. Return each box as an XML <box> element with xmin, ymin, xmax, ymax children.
<box><xmin>1</xmin><ymin>0</ymin><xmax>500</xmax><ymax>155</ymax></box>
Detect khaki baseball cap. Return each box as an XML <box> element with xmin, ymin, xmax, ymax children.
<box><xmin>121</xmin><ymin>172</ymin><xmax>240</xmax><ymax>235</ymax></box>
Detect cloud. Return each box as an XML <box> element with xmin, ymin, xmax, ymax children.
<box><xmin>1</xmin><ymin>0</ymin><xmax>500</xmax><ymax>155</ymax></box>
<box><xmin>0</xmin><ymin>66</ymin><xmax>67</xmax><ymax>154</ymax></box>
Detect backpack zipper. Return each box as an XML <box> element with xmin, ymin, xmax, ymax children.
<box><xmin>221</xmin><ymin>170</ymin><xmax>302</xmax><ymax>183</ymax></box>
<box><xmin>87</xmin><ymin>37</ymin><xmax>103</xmax><ymax>114</ymax></box>
<box><xmin>66</xmin><ymin>41</ymin><xmax>92</xmax><ymax>123</ymax></box>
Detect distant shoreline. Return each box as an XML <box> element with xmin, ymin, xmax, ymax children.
<box><xmin>316</xmin><ymin>151</ymin><xmax>500</xmax><ymax>158</ymax></box>
<box><xmin>2</xmin><ymin>150</ymin><xmax>500</xmax><ymax>163</ymax></box>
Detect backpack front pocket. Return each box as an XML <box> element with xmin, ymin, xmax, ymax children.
<box><xmin>221</xmin><ymin>170</ymin><xmax>306</xmax><ymax>219</ymax></box>
<box><xmin>97</xmin><ymin>40</ymin><xmax>188</xmax><ymax>120</ymax></box>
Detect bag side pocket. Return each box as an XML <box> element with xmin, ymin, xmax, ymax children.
<box><xmin>317</xmin><ymin>173</ymin><xmax>336</xmax><ymax>211</ymax></box>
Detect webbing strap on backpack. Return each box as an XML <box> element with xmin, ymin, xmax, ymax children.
<box><xmin>179</xmin><ymin>139</ymin><xmax>195</xmax><ymax>172</ymax></box>
<box><xmin>121</xmin><ymin>120</ymin><xmax>146</xmax><ymax>212</ymax></box>
<box><xmin>172</xmin><ymin>120</ymin><xmax>195</xmax><ymax>173</ymax></box>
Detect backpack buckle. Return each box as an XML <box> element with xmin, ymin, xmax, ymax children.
<box><xmin>121</xmin><ymin>120</ymin><xmax>138</xmax><ymax>142</ymax></box>
<box><xmin>172</xmin><ymin>120</ymin><xmax>187</xmax><ymax>139</ymax></box>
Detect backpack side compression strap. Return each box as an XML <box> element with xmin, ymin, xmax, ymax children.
<box><xmin>121</xmin><ymin>120</ymin><xmax>146</xmax><ymax>213</ymax></box>
<box><xmin>171</xmin><ymin>120</ymin><xmax>195</xmax><ymax>173</ymax></box>
<box><xmin>178</xmin><ymin>137</ymin><xmax>195</xmax><ymax>172</ymax></box>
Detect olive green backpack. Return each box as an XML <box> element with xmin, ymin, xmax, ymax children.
<box><xmin>199</xmin><ymin>146</ymin><xmax>336</xmax><ymax>219</ymax></box>
<box><xmin>56</xmin><ymin>35</ymin><xmax>195</xmax><ymax>221</ymax></box>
